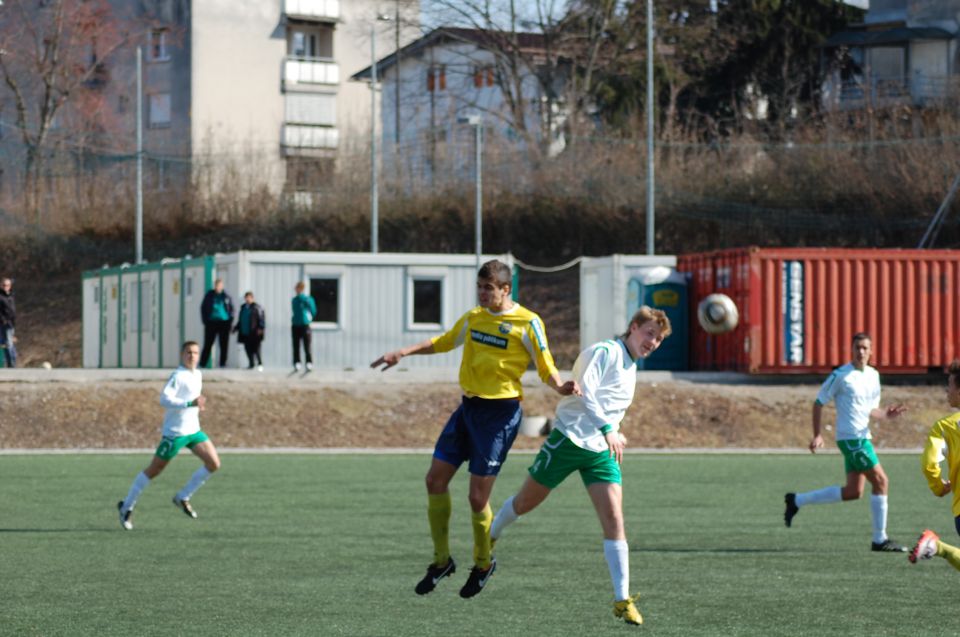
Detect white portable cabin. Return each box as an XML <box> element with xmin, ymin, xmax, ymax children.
<box><xmin>83</xmin><ymin>251</ymin><xmax>513</xmax><ymax>369</ymax></box>
<box><xmin>83</xmin><ymin>257</ymin><xmax>214</xmax><ymax>369</ymax></box>
<box><xmin>579</xmin><ymin>254</ymin><xmax>688</xmax><ymax>371</ymax></box>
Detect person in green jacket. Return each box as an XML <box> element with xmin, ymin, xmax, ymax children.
<box><xmin>291</xmin><ymin>281</ymin><xmax>316</xmax><ymax>372</ymax></box>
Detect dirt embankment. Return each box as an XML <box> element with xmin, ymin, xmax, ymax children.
<box><xmin>0</xmin><ymin>377</ymin><xmax>947</xmax><ymax>449</ymax></box>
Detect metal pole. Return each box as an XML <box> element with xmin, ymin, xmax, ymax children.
<box><xmin>136</xmin><ymin>46</ymin><xmax>143</xmax><ymax>264</ymax></box>
<box><xmin>475</xmin><ymin>122</ymin><xmax>482</xmax><ymax>271</ymax></box>
<box><xmin>370</xmin><ymin>24</ymin><xmax>379</xmax><ymax>254</ymax></box>
<box><xmin>646</xmin><ymin>0</ymin><xmax>655</xmax><ymax>256</ymax></box>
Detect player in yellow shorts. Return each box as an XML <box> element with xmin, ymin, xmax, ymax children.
<box><xmin>117</xmin><ymin>341</ymin><xmax>222</xmax><ymax>530</ymax></box>
<box><xmin>909</xmin><ymin>360</ymin><xmax>960</xmax><ymax>569</ymax></box>
<box><xmin>490</xmin><ymin>306</ymin><xmax>671</xmax><ymax>626</ymax></box>
<box><xmin>372</xmin><ymin>259</ymin><xmax>578</xmax><ymax>599</ymax></box>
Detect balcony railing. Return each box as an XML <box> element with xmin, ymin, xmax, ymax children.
<box><xmin>284</xmin><ymin>0</ymin><xmax>339</xmax><ymax>21</ymax></box>
<box><xmin>826</xmin><ymin>74</ymin><xmax>960</xmax><ymax>110</ymax></box>
<box><xmin>284</xmin><ymin>57</ymin><xmax>339</xmax><ymax>86</ymax></box>
<box><xmin>283</xmin><ymin>124</ymin><xmax>339</xmax><ymax>150</ymax></box>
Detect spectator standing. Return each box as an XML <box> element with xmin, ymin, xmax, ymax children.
<box><xmin>234</xmin><ymin>291</ymin><xmax>265</xmax><ymax>371</ymax></box>
<box><xmin>0</xmin><ymin>277</ymin><xmax>16</xmax><ymax>368</ymax></box>
<box><xmin>291</xmin><ymin>281</ymin><xmax>316</xmax><ymax>372</ymax></box>
<box><xmin>200</xmin><ymin>278</ymin><xmax>234</xmax><ymax>368</ymax></box>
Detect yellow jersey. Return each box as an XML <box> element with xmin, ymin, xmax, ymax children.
<box><xmin>431</xmin><ymin>303</ymin><xmax>558</xmax><ymax>399</ymax></box>
<box><xmin>921</xmin><ymin>411</ymin><xmax>960</xmax><ymax>517</ymax></box>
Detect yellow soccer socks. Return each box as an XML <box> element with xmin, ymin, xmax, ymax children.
<box><xmin>428</xmin><ymin>492</ymin><xmax>452</xmax><ymax>567</ymax></box>
<box><xmin>472</xmin><ymin>504</ymin><xmax>494</xmax><ymax>569</ymax></box>
<box><xmin>937</xmin><ymin>540</ymin><xmax>960</xmax><ymax>571</ymax></box>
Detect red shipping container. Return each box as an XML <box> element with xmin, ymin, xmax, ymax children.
<box><xmin>677</xmin><ymin>247</ymin><xmax>960</xmax><ymax>374</ymax></box>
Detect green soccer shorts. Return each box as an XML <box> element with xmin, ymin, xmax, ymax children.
<box><xmin>528</xmin><ymin>429</ymin><xmax>622</xmax><ymax>489</ymax></box>
<box><xmin>837</xmin><ymin>438</ymin><xmax>879</xmax><ymax>474</ymax></box>
<box><xmin>155</xmin><ymin>431</ymin><xmax>210</xmax><ymax>461</ymax></box>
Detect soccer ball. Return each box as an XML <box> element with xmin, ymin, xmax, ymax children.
<box><xmin>697</xmin><ymin>293</ymin><xmax>739</xmax><ymax>334</ymax></box>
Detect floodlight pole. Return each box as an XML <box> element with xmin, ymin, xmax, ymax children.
<box><xmin>370</xmin><ymin>24</ymin><xmax>379</xmax><ymax>254</ymax></box>
<box><xmin>136</xmin><ymin>46</ymin><xmax>144</xmax><ymax>264</ymax></box>
<box><xmin>646</xmin><ymin>0</ymin><xmax>655</xmax><ymax>256</ymax></box>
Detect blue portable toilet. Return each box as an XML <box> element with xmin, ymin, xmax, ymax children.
<box><xmin>626</xmin><ymin>267</ymin><xmax>688</xmax><ymax>370</ymax></box>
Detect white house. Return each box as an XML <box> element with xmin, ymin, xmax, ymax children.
<box><xmin>822</xmin><ymin>0</ymin><xmax>959</xmax><ymax>110</ymax></box>
<box><xmin>350</xmin><ymin>27</ymin><xmax>568</xmax><ymax>187</ymax></box>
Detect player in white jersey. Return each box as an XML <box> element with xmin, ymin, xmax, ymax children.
<box><xmin>117</xmin><ymin>341</ymin><xmax>222</xmax><ymax>530</ymax></box>
<box><xmin>784</xmin><ymin>332</ymin><xmax>907</xmax><ymax>552</ymax></box>
<box><xmin>489</xmin><ymin>306</ymin><xmax>671</xmax><ymax>626</ymax></box>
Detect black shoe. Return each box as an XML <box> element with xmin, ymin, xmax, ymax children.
<box><xmin>172</xmin><ymin>496</ymin><xmax>198</xmax><ymax>519</ymax></box>
<box><xmin>459</xmin><ymin>558</ymin><xmax>496</xmax><ymax>599</ymax></box>
<box><xmin>414</xmin><ymin>558</ymin><xmax>456</xmax><ymax>595</ymax></box>
<box><xmin>871</xmin><ymin>538</ymin><xmax>907</xmax><ymax>553</ymax></box>
<box><xmin>784</xmin><ymin>493</ymin><xmax>799</xmax><ymax>528</ymax></box>
<box><xmin>117</xmin><ymin>501</ymin><xmax>133</xmax><ymax>531</ymax></box>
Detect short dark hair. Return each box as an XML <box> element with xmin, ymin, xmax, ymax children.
<box><xmin>478</xmin><ymin>260</ymin><xmax>512</xmax><ymax>287</ymax></box>
<box><xmin>852</xmin><ymin>332</ymin><xmax>871</xmax><ymax>345</ymax></box>
<box><xmin>182</xmin><ymin>340</ymin><xmax>199</xmax><ymax>353</ymax></box>
<box><xmin>948</xmin><ymin>360</ymin><xmax>960</xmax><ymax>387</ymax></box>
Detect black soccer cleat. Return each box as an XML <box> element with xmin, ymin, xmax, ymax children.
<box><xmin>784</xmin><ymin>493</ymin><xmax>799</xmax><ymax>528</ymax></box>
<box><xmin>172</xmin><ymin>496</ymin><xmax>198</xmax><ymax>519</ymax></box>
<box><xmin>459</xmin><ymin>558</ymin><xmax>496</xmax><ymax>599</ymax></box>
<box><xmin>117</xmin><ymin>501</ymin><xmax>133</xmax><ymax>531</ymax></box>
<box><xmin>414</xmin><ymin>558</ymin><xmax>456</xmax><ymax>595</ymax></box>
<box><xmin>871</xmin><ymin>538</ymin><xmax>907</xmax><ymax>553</ymax></box>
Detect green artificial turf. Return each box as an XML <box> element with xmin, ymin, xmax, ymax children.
<box><xmin>0</xmin><ymin>453</ymin><xmax>955</xmax><ymax>636</ymax></box>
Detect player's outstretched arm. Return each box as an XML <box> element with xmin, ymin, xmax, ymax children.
<box><xmin>546</xmin><ymin>372</ymin><xmax>580</xmax><ymax>396</ymax></box>
<box><xmin>871</xmin><ymin>403</ymin><xmax>907</xmax><ymax>420</ymax></box>
<box><xmin>370</xmin><ymin>338</ymin><xmax>436</xmax><ymax>371</ymax></box>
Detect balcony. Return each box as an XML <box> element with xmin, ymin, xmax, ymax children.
<box><xmin>283</xmin><ymin>124</ymin><xmax>339</xmax><ymax>152</ymax></box>
<box><xmin>284</xmin><ymin>57</ymin><xmax>339</xmax><ymax>88</ymax></box>
<box><xmin>284</xmin><ymin>0</ymin><xmax>339</xmax><ymax>22</ymax></box>
<box><xmin>824</xmin><ymin>74</ymin><xmax>960</xmax><ymax>111</ymax></box>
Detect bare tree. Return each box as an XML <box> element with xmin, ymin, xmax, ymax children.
<box><xmin>0</xmin><ymin>0</ymin><xmax>143</xmax><ymax>224</ymax></box>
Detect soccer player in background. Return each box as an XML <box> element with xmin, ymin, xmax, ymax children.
<box><xmin>784</xmin><ymin>332</ymin><xmax>907</xmax><ymax>552</ymax></box>
<box><xmin>117</xmin><ymin>341</ymin><xmax>222</xmax><ymax>530</ymax></box>
<box><xmin>488</xmin><ymin>307</ymin><xmax>671</xmax><ymax>626</ymax></box>
<box><xmin>370</xmin><ymin>259</ymin><xmax>579</xmax><ymax>598</ymax></box>
<box><xmin>909</xmin><ymin>360</ymin><xmax>960</xmax><ymax>568</ymax></box>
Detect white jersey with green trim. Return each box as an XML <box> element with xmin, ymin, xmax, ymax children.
<box><xmin>160</xmin><ymin>366</ymin><xmax>203</xmax><ymax>438</ymax></box>
<box><xmin>815</xmin><ymin>362</ymin><xmax>880</xmax><ymax>441</ymax></box>
<box><xmin>553</xmin><ymin>339</ymin><xmax>637</xmax><ymax>453</ymax></box>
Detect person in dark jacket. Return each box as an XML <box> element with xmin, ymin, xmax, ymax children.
<box><xmin>200</xmin><ymin>279</ymin><xmax>234</xmax><ymax>368</ymax></box>
<box><xmin>0</xmin><ymin>277</ymin><xmax>15</xmax><ymax>368</ymax></box>
<box><xmin>233</xmin><ymin>291</ymin><xmax>265</xmax><ymax>371</ymax></box>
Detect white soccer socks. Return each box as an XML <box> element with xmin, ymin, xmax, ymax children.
<box><xmin>870</xmin><ymin>494</ymin><xmax>889</xmax><ymax>544</ymax></box>
<box><xmin>177</xmin><ymin>466</ymin><xmax>212</xmax><ymax>502</ymax></box>
<box><xmin>795</xmin><ymin>485</ymin><xmax>842</xmax><ymax>507</ymax></box>
<box><xmin>490</xmin><ymin>495</ymin><xmax>520</xmax><ymax>540</ymax></box>
<box><xmin>603</xmin><ymin>539</ymin><xmax>630</xmax><ymax>601</ymax></box>
<box><xmin>122</xmin><ymin>472</ymin><xmax>151</xmax><ymax>512</ymax></box>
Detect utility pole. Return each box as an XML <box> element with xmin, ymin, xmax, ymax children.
<box><xmin>646</xmin><ymin>0</ymin><xmax>655</xmax><ymax>256</ymax></box>
<box><xmin>136</xmin><ymin>46</ymin><xmax>143</xmax><ymax>264</ymax></box>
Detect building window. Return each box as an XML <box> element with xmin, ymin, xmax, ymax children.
<box><xmin>149</xmin><ymin>29</ymin><xmax>170</xmax><ymax>62</ymax></box>
<box><xmin>406</xmin><ymin>269</ymin><xmax>446</xmax><ymax>330</ymax></box>
<box><xmin>473</xmin><ymin>65</ymin><xmax>495</xmax><ymax>88</ymax></box>
<box><xmin>310</xmin><ymin>277</ymin><xmax>339</xmax><ymax>323</ymax></box>
<box><xmin>148</xmin><ymin>93</ymin><xmax>171</xmax><ymax>127</ymax></box>
<box><xmin>427</xmin><ymin>66</ymin><xmax>446</xmax><ymax>92</ymax></box>
<box><xmin>285</xmin><ymin>157</ymin><xmax>334</xmax><ymax>191</ymax></box>
<box><xmin>412</xmin><ymin>279</ymin><xmax>442</xmax><ymax>325</ymax></box>
<box><xmin>291</xmin><ymin>30</ymin><xmax>318</xmax><ymax>58</ymax></box>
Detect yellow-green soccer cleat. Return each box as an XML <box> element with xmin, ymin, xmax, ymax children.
<box><xmin>613</xmin><ymin>594</ymin><xmax>643</xmax><ymax>626</ymax></box>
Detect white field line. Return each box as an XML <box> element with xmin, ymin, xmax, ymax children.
<box><xmin>0</xmin><ymin>447</ymin><xmax>924</xmax><ymax>455</ymax></box>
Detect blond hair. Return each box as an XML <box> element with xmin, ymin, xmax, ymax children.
<box><xmin>621</xmin><ymin>306</ymin><xmax>672</xmax><ymax>339</ymax></box>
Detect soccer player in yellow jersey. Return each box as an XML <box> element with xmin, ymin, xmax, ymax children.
<box><xmin>371</xmin><ymin>259</ymin><xmax>579</xmax><ymax>598</ymax></box>
<box><xmin>909</xmin><ymin>360</ymin><xmax>960</xmax><ymax>568</ymax></box>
